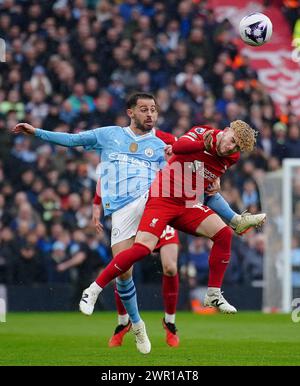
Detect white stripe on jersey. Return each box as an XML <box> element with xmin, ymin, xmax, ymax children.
<box><xmin>182</xmin><ymin>134</ymin><xmax>196</xmax><ymax>141</ymax></box>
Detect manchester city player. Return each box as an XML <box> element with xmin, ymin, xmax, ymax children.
<box><xmin>12</xmin><ymin>93</ymin><xmax>165</xmax><ymax>354</ymax></box>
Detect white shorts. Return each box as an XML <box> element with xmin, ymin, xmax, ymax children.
<box><xmin>111</xmin><ymin>192</ymin><xmax>149</xmax><ymax>246</ymax></box>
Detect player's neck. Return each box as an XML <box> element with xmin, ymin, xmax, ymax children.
<box><xmin>129</xmin><ymin>125</ymin><xmax>152</xmax><ymax>136</ymax></box>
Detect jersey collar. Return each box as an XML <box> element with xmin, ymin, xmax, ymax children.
<box><xmin>124</xmin><ymin>126</ymin><xmax>154</xmax><ymax>141</ymax></box>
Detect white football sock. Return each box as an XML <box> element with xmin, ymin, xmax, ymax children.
<box><xmin>118</xmin><ymin>314</ymin><xmax>129</xmax><ymax>326</ymax></box>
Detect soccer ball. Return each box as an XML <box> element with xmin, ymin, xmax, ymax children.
<box><xmin>239</xmin><ymin>13</ymin><xmax>272</xmax><ymax>46</ymax></box>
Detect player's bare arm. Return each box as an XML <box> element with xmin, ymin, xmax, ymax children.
<box><xmin>92</xmin><ymin>203</ymin><xmax>104</xmax><ymax>233</ymax></box>
<box><xmin>93</xmin><ymin>179</ymin><xmax>104</xmax><ymax>233</ymax></box>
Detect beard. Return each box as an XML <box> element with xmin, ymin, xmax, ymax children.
<box><xmin>134</xmin><ymin>117</ymin><xmax>154</xmax><ymax>132</ymax></box>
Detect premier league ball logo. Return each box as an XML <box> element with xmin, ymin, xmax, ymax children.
<box><xmin>239</xmin><ymin>13</ymin><xmax>272</xmax><ymax>47</ymax></box>
<box><xmin>245</xmin><ymin>20</ymin><xmax>268</xmax><ymax>46</ymax></box>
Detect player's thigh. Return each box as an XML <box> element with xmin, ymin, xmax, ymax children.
<box><xmin>170</xmin><ymin>204</ymin><xmax>215</xmax><ymax>236</ymax></box>
<box><xmin>137</xmin><ymin>198</ymin><xmax>179</xmax><ymax>251</ymax></box>
<box><xmin>112</xmin><ymin>237</ymin><xmax>135</xmax><ymax>256</ymax></box>
<box><xmin>195</xmin><ymin>213</ymin><xmax>227</xmax><ymax>239</ymax></box>
<box><xmin>135</xmin><ymin>231</ymin><xmax>159</xmax><ymax>252</ymax></box>
<box><xmin>111</xmin><ymin>193</ymin><xmax>148</xmax><ymax>247</ymax></box>
<box><xmin>160</xmin><ymin>243</ymin><xmax>179</xmax><ymax>275</ymax></box>
<box><xmin>112</xmin><ymin>237</ymin><xmax>134</xmax><ymax>279</ymax></box>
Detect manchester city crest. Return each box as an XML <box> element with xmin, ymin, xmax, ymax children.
<box><xmin>145</xmin><ymin>148</ymin><xmax>154</xmax><ymax>157</ymax></box>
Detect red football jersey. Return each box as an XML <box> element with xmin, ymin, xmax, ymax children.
<box><xmin>154</xmin><ymin>128</ymin><xmax>177</xmax><ymax>145</ymax></box>
<box><xmin>150</xmin><ymin>125</ymin><xmax>240</xmax><ymax>204</ymax></box>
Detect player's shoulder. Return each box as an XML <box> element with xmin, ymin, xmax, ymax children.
<box><xmin>154</xmin><ymin>129</ymin><xmax>177</xmax><ymax>145</ymax></box>
<box><xmin>189</xmin><ymin>125</ymin><xmax>218</xmax><ymax>135</ymax></box>
<box><xmin>91</xmin><ymin>126</ymin><xmax>125</xmax><ymax>142</ymax></box>
<box><xmin>147</xmin><ymin>130</ymin><xmax>166</xmax><ymax>148</ymax></box>
<box><xmin>183</xmin><ymin>125</ymin><xmax>218</xmax><ymax>141</ymax></box>
<box><xmin>93</xmin><ymin>125</ymin><xmax>121</xmax><ymax>134</ymax></box>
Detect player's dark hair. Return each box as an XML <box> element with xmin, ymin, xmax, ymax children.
<box><xmin>126</xmin><ymin>93</ymin><xmax>157</xmax><ymax>109</ymax></box>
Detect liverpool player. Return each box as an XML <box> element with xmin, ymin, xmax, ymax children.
<box><xmin>80</xmin><ymin>120</ymin><xmax>265</xmax><ymax>315</ymax></box>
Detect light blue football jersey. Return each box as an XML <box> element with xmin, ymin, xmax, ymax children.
<box><xmin>35</xmin><ymin>125</ymin><xmax>166</xmax><ymax>215</ymax></box>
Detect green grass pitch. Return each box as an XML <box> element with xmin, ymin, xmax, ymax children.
<box><xmin>1</xmin><ymin>311</ymin><xmax>300</xmax><ymax>366</ymax></box>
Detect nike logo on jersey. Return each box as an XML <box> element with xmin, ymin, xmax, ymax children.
<box><xmin>203</xmin><ymin>150</ymin><xmax>213</xmax><ymax>157</ymax></box>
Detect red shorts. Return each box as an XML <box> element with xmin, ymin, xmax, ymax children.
<box><xmin>154</xmin><ymin>225</ymin><xmax>180</xmax><ymax>252</ymax></box>
<box><xmin>138</xmin><ymin>196</ymin><xmax>214</xmax><ymax>238</ymax></box>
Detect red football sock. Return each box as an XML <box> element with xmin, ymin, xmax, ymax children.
<box><xmin>96</xmin><ymin>243</ymin><xmax>151</xmax><ymax>288</ymax></box>
<box><xmin>162</xmin><ymin>273</ymin><xmax>179</xmax><ymax>315</ymax></box>
<box><xmin>208</xmin><ymin>226</ymin><xmax>233</xmax><ymax>288</ymax></box>
<box><xmin>114</xmin><ymin>282</ymin><xmax>127</xmax><ymax>315</ymax></box>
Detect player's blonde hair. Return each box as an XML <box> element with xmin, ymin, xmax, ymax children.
<box><xmin>230</xmin><ymin>120</ymin><xmax>257</xmax><ymax>152</ymax></box>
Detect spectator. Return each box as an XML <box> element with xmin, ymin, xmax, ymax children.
<box><xmin>243</xmin><ymin>234</ymin><xmax>265</xmax><ymax>283</ymax></box>
<box><xmin>242</xmin><ymin>180</ymin><xmax>259</xmax><ymax>208</ymax></box>
<box><xmin>180</xmin><ymin>237</ymin><xmax>210</xmax><ymax>285</ymax></box>
<box><xmin>272</xmin><ymin>121</ymin><xmax>288</xmax><ymax>162</ymax></box>
<box><xmin>7</xmin><ymin>242</ymin><xmax>46</xmax><ymax>285</ymax></box>
<box><xmin>66</xmin><ymin>83</ymin><xmax>95</xmax><ymax>118</ymax></box>
<box><xmin>0</xmin><ymin>90</ymin><xmax>25</xmax><ymax>120</ymax></box>
<box><xmin>30</xmin><ymin>65</ymin><xmax>52</xmax><ymax>96</ymax></box>
<box><xmin>286</xmin><ymin>123</ymin><xmax>300</xmax><ymax>157</ymax></box>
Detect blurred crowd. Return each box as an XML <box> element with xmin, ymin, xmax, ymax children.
<box><xmin>0</xmin><ymin>0</ymin><xmax>300</xmax><ymax>293</ymax></box>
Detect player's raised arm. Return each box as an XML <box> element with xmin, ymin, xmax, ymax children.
<box><xmin>11</xmin><ymin>123</ymin><xmax>98</xmax><ymax>148</ymax></box>
<box><xmin>172</xmin><ymin>129</ymin><xmax>216</xmax><ymax>155</ymax></box>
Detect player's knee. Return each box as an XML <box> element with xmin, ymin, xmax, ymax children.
<box><xmin>212</xmin><ymin>225</ymin><xmax>233</xmax><ymax>246</ymax></box>
<box><xmin>163</xmin><ymin>263</ymin><xmax>177</xmax><ymax>276</ymax></box>
<box><xmin>135</xmin><ymin>231</ymin><xmax>157</xmax><ymax>252</ymax></box>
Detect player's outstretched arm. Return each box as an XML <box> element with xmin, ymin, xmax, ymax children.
<box><xmin>11</xmin><ymin>123</ymin><xmax>97</xmax><ymax>148</ymax></box>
